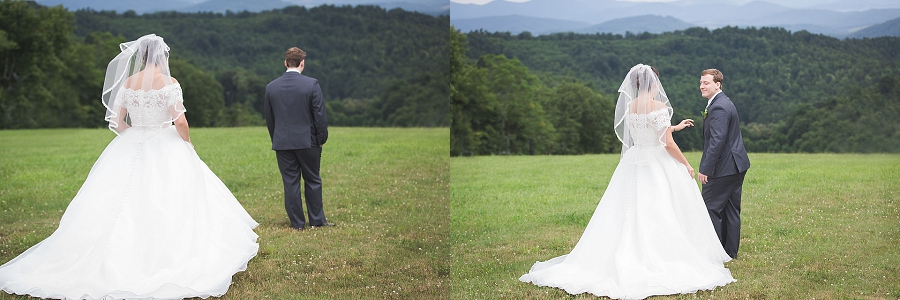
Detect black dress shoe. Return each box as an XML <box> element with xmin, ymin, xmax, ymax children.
<box><xmin>311</xmin><ymin>222</ymin><xmax>335</xmax><ymax>228</ymax></box>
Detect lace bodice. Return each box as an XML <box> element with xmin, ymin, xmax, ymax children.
<box><xmin>116</xmin><ymin>84</ymin><xmax>184</xmax><ymax>127</ymax></box>
<box><xmin>625</xmin><ymin>108</ymin><xmax>670</xmax><ymax>146</ymax></box>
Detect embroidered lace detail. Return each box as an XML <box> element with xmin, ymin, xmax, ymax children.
<box><xmin>119</xmin><ymin>84</ymin><xmax>183</xmax><ymax>127</ymax></box>
<box><xmin>626</xmin><ymin>108</ymin><xmax>670</xmax><ymax>146</ymax></box>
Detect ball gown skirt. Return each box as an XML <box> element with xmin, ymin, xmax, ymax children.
<box><xmin>519</xmin><ymin>145</ymin><xmax>736</xmax><ymax>299</ymax></box>
<box><xmin>0</xmin><ymin>125</ymin><xmax>259</xmax><ymax>300</ymax></box>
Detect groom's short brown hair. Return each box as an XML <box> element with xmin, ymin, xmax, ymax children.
<box><xmin>702</xmin><ymin>69</ymin><xmax>724</xmax><ymax>84</ymax></box>
<box><xmin>285</xmin><ymin>47</ymin><xmax>306</xmax><ymax>68</ymax></box>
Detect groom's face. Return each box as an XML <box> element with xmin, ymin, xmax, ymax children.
<box><xmin>700</xmin><ymin>75</ymin><xmax>721</xmax><ymax>99</ymax></box>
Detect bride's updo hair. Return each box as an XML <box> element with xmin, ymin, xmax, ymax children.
<box><xmin>632</xmin><ymin>65</ymin><xmax>660</xmax><ymax>90</ymax></box>
<box><xmin>136</xmin><ymin>36</ymin><xmax>169</xmax><ymax>69</ymax></box>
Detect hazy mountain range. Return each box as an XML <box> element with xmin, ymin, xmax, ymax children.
<box><xmin>35</xmin><ymin>0</ymin><xmax>450</xmax><ymax>16</ymax></box>
<box><xmin>450</xmin><ymin>0</ymin><xmax>900</xmax><ymax>38</ymax></box>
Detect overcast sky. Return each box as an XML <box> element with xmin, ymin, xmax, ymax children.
<box><xmin>449</xmin><ymin>0</ymin><xmax>889</xmax><ymax>9</ymax></box>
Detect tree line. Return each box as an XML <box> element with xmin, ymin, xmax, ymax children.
<box><xmin>0</xmin><ymin>1</ymin><xmax>449</xmax><ymax>130</ymax></box>
<box><xmin>452</xmin><ymin>28</ymin><xmax>617</xmax><ymax>156</ymax></box>
<box><xmin>452</xmin><ymin>26</ymin><xmax>900</xmax><ymax>155</ymax></box>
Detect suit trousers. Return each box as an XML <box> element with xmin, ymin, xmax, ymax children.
<box><xmin>276</xmin><ymin>148</ymin><xmax>326</xmax><ymax>229</ymax></box>
<box><xmin>702</xmin><ymin>171</ymin><xmax>746</xmax><ymax>259</ymax></box>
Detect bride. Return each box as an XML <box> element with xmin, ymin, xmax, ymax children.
<box><xmin>519</xmin><ymin>64</ymin><xmax>735</xmax><ymax>299</ymax></box>
<box><xmin>0</xmin><ymin>34</ymin><xmax>259</xmax><ymax>299</ymax></box>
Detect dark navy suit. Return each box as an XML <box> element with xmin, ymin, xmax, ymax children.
<box><xmin>264</xmin><ymin>70</ymin><xmax>329</xmax><ymax>229</ymax></box>
<box><xmin>700</xmin><ymin>92</ymin><xmax>750</xmax><ymax>258</ymax></box>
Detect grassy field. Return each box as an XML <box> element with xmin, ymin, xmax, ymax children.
<box><xmin>0</xmin><ymin>127</ymin><xmax>449</xmax><ymax>299</ymax></box>
<box><xmin>451</xmin><ymin>153</ymin><xmax>900</xmax><ymax>299</ymax></box>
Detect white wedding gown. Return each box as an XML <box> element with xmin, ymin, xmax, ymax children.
<box><xmin>520</xmin><ymin>108</ymin><xmax>735</xmax><ymax>299</ymax></box>
<box><xmin>0</xmin><ymin>84</ymin><xmax>259</xmax><ymax>300</ymax></box>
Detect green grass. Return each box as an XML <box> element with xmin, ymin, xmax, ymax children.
<box><xmin>0</xmin><ymin>127</ymin><xmax>449</xmax><ymax>299</ymax></box>
<box><xmin>3</xmin><ymin>130</ymin><xmax>899</xmax><ymax>299</ymax></box>
<box><xmin>451</xmin><ymin>153</ymin><xmax>900</xmax><ymax>299</ymax></box>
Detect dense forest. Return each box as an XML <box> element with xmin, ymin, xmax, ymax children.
<box><xmin>0</xmin><ymin>0</ymin><xmax>449</xmax><ymax>130</ymax></box>
<box><xmin>451</xmin><ymin>27</ymin><xmax>900</xmax><ymax>155</ymax></box>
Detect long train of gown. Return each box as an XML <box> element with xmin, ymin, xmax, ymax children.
<box><xmin>520</xmin><ymin>110</ymin><xmax>735</xmax><ymax>299</ymax></box>
<box><xmin>0</xmin><ymin>125</ymin><xmax>259</xmax><ymax>300</ymax></box>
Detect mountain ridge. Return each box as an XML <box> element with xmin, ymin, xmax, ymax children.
<box><xmin>849</xmin><ymin>16</ymin><xmax>900</xmax><ymax>38</ymax></box>
<box><xmin>454</xmin><ymin>14</ymin><xmax>695</xmax><ymax>36</ymax></box>
<box><xmin>36</xmin><ymin>0</ymin><xmax>448</xmax><ymax>15</ymax></box>
<box><xmin>450</xmin><ymin>0</ymin><xmax>900</xmax><ymax>38</ymax></box>
<box><xmin>575</xmin><ymin>15</ymin><xmax>695</xmax><ymax>35</ymax></box>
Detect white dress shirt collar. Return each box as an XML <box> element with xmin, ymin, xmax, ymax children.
<box><xmin>707</xmin><ymin>90</ymin><xmax>722</xmax><ymax>108</ymax></box>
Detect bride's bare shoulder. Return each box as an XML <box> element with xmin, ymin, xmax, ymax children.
<box><xmin>123</xmin><ymin>73</ymin><xmax>140</xmax><ymax>89</ymax></box>
<box><xmin>124</xmin><ymin>71</ymin><xmax>178</xmax><ymax>89</ymax></box>
<box><xmin>629</xmin><ymin>100</ymin><xmax>668</xmax><ymax>112</ymax></box>
<box><xmin>652</xmin><ymin>100</ymin><xmax>669</xmax><ymax>110</ymax></box>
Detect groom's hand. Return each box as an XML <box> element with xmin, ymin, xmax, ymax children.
<box><xmin>698</xmin><ymin>173</ymin><xmax>708</xmax><ymax>184</ymax></box>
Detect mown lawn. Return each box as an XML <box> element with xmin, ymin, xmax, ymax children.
<box><xmin>451</xmin><ymin>153</ymin><xmax>899</xmax><ymax>299</ymax></box>
<box><xmin>0</xmin><ymin>127</ymin><xmax>449</xmax><ymax>299</ymax></box>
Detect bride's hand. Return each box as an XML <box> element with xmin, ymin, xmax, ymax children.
<box><xmin>675</xmin><ymin>119</ymin><xmax>694</xmax><ymax>131</ymax></box>
<box><xmin>687</xmin><ymin>166</ymin><xmax>695</xmax><ymax>178</ymax></box>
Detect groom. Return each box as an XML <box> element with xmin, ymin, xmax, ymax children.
<box><xmin>697</xmin><ymin>69</ymin><xmax>750</xmax><ymax>259</ymax></box>
<box><xmin>264</xmin><ymin>47</ymin><xmax>333</xmax><ymax>230</ymax></box>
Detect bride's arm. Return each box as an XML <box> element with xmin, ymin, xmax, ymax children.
<box><xmin>113</xmin><ymin>107</ymin><xmax>130</xmax><ymax>132</ymax></box>
<box><xmin>174</xmin><ymin>113</ymin><xmax>192</xmax><ymax>147</ymax></box>
<box><xmin>168</xmin><ymin>78</ymin><xmax>191</xmax><ymax>147</ymax></box>
<box><xmin>664</xmin><ymin>127</ymin><xmax>694</xmax><ymax>178</ymax></box>
<box><xmin>672</xmin><ymin>119</ymin><xmax>694</xmax><ymax>132</ymax></box>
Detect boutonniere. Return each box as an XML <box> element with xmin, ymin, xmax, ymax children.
<box><xmin>701</xmin><ymin>108</ymin><xmax>708</xmax><ymax>119</ymax></box>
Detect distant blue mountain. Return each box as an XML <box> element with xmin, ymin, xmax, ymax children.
<box><xmin>37</xmin><ymin>0</ymin><xmax>192</xmax><ymax>13</ymax></box>
<box><xmin>452</xmin><ymin>15</ymin><xmax>589</xmax><ymax>35</ymax></box>
<box><xmin>453</xmin><ymin>14</ymin><xmax>694</xmax><ymax>36</ymax></box>
<box><xmin>36</xmin><ymin>0</ymin><xmax>448</xmax><ymax>16</ymax></box>
<box><xmin>179</xmin><ymin>0</ymin><xmax>289</xmax><ymax>13</ymax></box>
<box><xmin>574</xmin><ymin>15</ymin><xmax>694</xmax><ymax>35</ymax></box>
<box><xmin>371</xmin><ymin>1</ymin><xmax>448</xmax><ymax>16</ymax></box>
<box><xmin>849</xmin><ymin>17</ymin><xmax>900</xmax><ymax>38</ymax></box>
<box><xmin>811</xmin><ymin>0</ymin><xmax>900</xmax><ymax>12</ymax></box>
<box><xmin>449</xmin><ymin>0</ymin><xmax>900</xmax><ymax>38</ymax></box>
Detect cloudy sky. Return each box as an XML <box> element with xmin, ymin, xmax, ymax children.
<box><xmin>451</xmin><ymin>0</ymin><xmax>672</xmax><ymax>3</ymax></box>
<box><xmin>449</xmin><ymin>0</ymin><xmax>891</xmax><ymax>9</ymax></box>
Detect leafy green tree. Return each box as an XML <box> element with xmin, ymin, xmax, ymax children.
<box><xmin>169</xmin><ymin>58</ymin><xmax>225</xmax><ymax>127</ymax></box>
<box><xmin>0</xmin><ymin>0</ymin><xmax>74</xmax><ymax>128</ymax></box>
<box><xmin>478</xmin><ymin>54</ymin><xmax>554</xmax><ymax>155</ymax></box>
<box><xmin>462</xmin><ymin>27</ymin><xmax>900</xmax><ymax>153</ymax></box>
<box><xmin>326</xmin><ymin>97</ymin><xmax>378</xmax><ymax>127</ymax></box>
<box><xmin>1</xmin><ymin>4</ymin><xmax>447</xmax><ymax>129</ymax></box>
<box><xmin>373</xmin><ymin>71</ymin><xmax>449</xmax><ymax>127</ymax></box>
<box><xmin>451</xmin><ymin>27</ymin><xmax>496</xmax><ymax>156</ymax></box>
<box><xmin>222</xmin><ymin>101</ymin><xmax>265</xmax><ymax>127</ymax></box>
<box><xmin>62</xmin><ymin>32</ymin><xmax>126</xmax><ymax>128</ymax></box>
<box><xmin>0</xmin><ymin>3</ymin><xmax>238</xmax><ymax>130</ymax></box>
<box><xmin>217</xmin><ymin>68</ymin><xmax>267</xmax><ymax>110</ymax></box>
<box><xmin>543</xmin><ymin>82</ymin><xmax>616</xmax><ymax>154</ymax></box>
<box><xmin>72</xmin><ymin>5</ymin><xmax>449</xmax><ymax>128</ymax></box>
<box><xmin>743</xmin><ymin>75</ymin><xmax>900</xmax><ymax>153</ymax></box>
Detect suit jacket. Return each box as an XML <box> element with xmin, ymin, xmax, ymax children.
<box><xmin>264</xmin><ymin>71</ymin><xmax>328</xmax><ymax>150</ymax></box>
<box><xmin>700</xmin><ymin>92</ymin><xmax>750</xmax><ymax>178</ymax></box>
